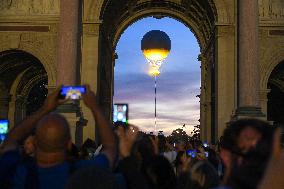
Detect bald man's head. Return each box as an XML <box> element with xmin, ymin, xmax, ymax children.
<box><xmin>35</xmin><ymin>114</ymin><xmax>71</xmax><ymax>153</ymax></box>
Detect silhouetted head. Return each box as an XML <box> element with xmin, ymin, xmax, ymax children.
<box><xmin>221</xmin><ymin>119</ymin><xmax>268</xmax><ymax>155</ymax></box>
<box><xmin>175</xmin><ymin>150</ymin><xmax>186</xmax><ymax>167</ymax></box>
<box><xmin>175</xmin><ymin>139</ymin><xmax>186</xmax><ymax>152</ymax></box>
<box><xmin>185</xmin><ymin>161</ymin><xmax>219</xmax><ymax>189</ymax></box>
<box><xmin>158</xmin><ymin>134</ymin><xmax>166</xmax><ymax>153</ymax></box>
<box><xmin>35</xmin><ymin>114</ymin><xmax>71</xmax><ymax>153</ymax></box>
<box><xmin>133</xmin><ymin>134</ymin><xmax>155</xmax><ymax>162</ymax></box>
<box><xmin>24</xmin><ymin>135</ymin><xmax>35</xmax><ymax>156</ymax></box>
<box><xmin>220</xmin><ymin>118</ymin><xmax>275</xmax><ymax>189</ymax></box>
<box><xmin>144</xmin><ymin>155</ymin><xmax>176</xmax><ymax>189</ymax></box>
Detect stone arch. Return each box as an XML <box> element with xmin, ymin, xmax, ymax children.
<box><xmin>100</xmin><ymin>0</ymin><xmax>218</xmax><ymax>51</ymax></box>
<box><xmin>212</xmin><ymin>0</ymin><xmax>233</xmax><ymax>24</ymax></box>
<box><xmin>260</xmin><ymin>48</ymin><xmax>284</xmax><ymax>90</ymax></box>
<box><xmin>0</xmin><ymin>50</ymin><xmax>48</xmax><ymax>125</ymax></box>
<box><xmin>97</xmin><ymin>0</ymin><xmax>223</xmax><ymax>142</ymax></box>
<box><xmin>112</xmin><ymin>10</ymin><xmax>205</xmax><ymax>50</ymax></box>
<box><xmin>84</xmin><ymin>0</ymin><xmax>105</xmax><ymax>22</ymax></box>
<box><xmin>0</xmin><ymin>43</ymin><xmax>56</xmax><ymax>86</ymax></box>
<box><xmin>266</xmin><ymin>60</ymin><xmax>284</xmax><ymax>126</ymax></box>
<box><xmin>21</xmin><ymin>74</ymin><xmax>47</xmax><ymax>99</ymax></box>
<box><xmin>20</xmin><ymin>74</ymin><xmax>48</xmax><ymax>116</ymax></box>
<box><xmin>96</xmin><ymin>0</ymin><xmax>232</xmax><ymax>25</ymax></box>
<box><xmin>8</xmin><ymin>69</ymin><xmax>29</xmax><ymax>128</ymax></box>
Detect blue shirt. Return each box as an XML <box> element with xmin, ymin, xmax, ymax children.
<box><xmin>10</xmin><ymin>153</ymin><xmax>109</xmax><ymax>189</ymax></box>
<box><xmin>0</xmin><ymin>150</ymin><xmax>22</xmax><ymax>189</ymax></box>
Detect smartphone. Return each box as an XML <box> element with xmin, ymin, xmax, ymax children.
<box><xmin>0</xmin><ymin>119</ymin><xmax>9</xmax><ymax>143</ymax></box>
<box><xmin>204</xmin><ymin>151</ymin><xmax>209</xmax><ymax>158</ymax></box>
<box><xmin>59</xmin><ymin>86</ymin><xmax>86</xmax><ymax>100</ymax></box>
<box><xmin>113</xmin><ymin>104</ymin><xmax>128</xmax><ymax>123</ymax></box>
<box><xmin>186</xmin><ymin>150</ymin><xmax>197</xmax><ymax>158</ymax></box>
<box><xmin>203</xmin><ymin>141</ymin><xmax>209</xmax><ymax>148</ymax></box>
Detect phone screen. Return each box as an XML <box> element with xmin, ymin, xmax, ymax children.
<box><xmin>113</xmin><ymin>104</ymin><xmax>128</xmax><ymax>123</ymax></box>
<box><xmin>0</xmin><ymin>119</ymin><xmax>9</xmax><ymax>143</ymax></box>
<box><xmin>204</xmin><ymin>151</ymin><xmax>209</xmax><ymax>158</ymax></box>
<box><xmin>186</xmin><ymin>150</ymin><xmax>197</xmax><ymax>158</ymax></box>
<box><xmin>60</xmin><ymin>86</ymin><xmax>86</xmax><ymax>100</ymax></box>
<box><xmin>203</xmin><ymin>142</ymin><xmax>209</xmax><ymax>148</ymax></box>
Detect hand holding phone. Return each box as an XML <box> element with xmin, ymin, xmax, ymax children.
<box><xmin>80</xmin><ymin>84</ymin><xmax>100</xmax><ymax>110</ymax></box>
<box><xmin>43</xmin><ymin>86</ymin><xmax>66</xmax><ymax>112</ymax></box>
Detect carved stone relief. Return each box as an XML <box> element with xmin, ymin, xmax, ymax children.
<box><xmin>83</xmin><ymin>0</ymin><xmax>106</xmax><ymax>23</ymax></box>
<box><xmin>217</xmin><ymin>25</ymin><xmax>235</xmax><ymax>37</ymax></box>
<box><xmin>83</xmin><ymin>23</ymin><xmax>100</xmax><ymax>36</ymax></box>
<box><xmin>0</xmin><ymin>32</ymin><xmax>57</xmax><ymax>85</ymax></box>
<box><xmin>0</xmin><ymin>0</ymin><xmax>60</xmax><ymax>16</ymax></box>
<box><xmin>259</xmin><ymin>0</ymin><xmax>284</xmax><ymax>20</ymax></box>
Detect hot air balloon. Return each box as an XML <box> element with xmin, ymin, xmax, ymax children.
<box><xmin>141</xmin><ymin>30</ymin><xmax>171</xmax><ymax>76</ymax></box>
<box><xmin>141</xmin><ymin>30</ymin><xmax>171</xmax><ymax>133</ymax></box>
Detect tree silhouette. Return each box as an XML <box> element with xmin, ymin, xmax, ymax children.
<box><xmin>167</xmin><ymin>128</ymin><xmax>190</xmax><ymax>144</ymax></box>
<box><xmin>191</xmin><ymin>124</ymin><xmax>200</xmax><ymax>141</ymax></box>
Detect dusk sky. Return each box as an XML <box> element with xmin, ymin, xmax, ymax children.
<box><xmin>113</xmin><ymin>17</ymin><xmax>201</xmax><ymax>136</ymax></box>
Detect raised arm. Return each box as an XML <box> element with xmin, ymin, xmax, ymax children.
<box><xmin>116</xmin><ymin>126</ymin><xmax>150</xmax><ymax>189</ymax></box>
<box><xmin>1</xmin><ymin>86</ymin><xmax>63</xmax><ymax>153</ymax></box>
<box><xmin>82</xmin><ymin>85</ymin><xmax>117</xmax><ymax>168</ymax></box>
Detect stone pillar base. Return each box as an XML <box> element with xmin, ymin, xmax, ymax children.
<box><xmin>234</xmin><ymin>106</ymin><xmax>266</xmax><ymax>120</ymax></box>
<box><xmin>55</xmin><ymin>103</ymin><xmax>85</xmax><ymax>146</ymax></box>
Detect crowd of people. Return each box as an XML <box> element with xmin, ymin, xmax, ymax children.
<box><xmin>0</xmin><ymin>85</ymin><xmax>284</xmax><ymax>189</ymax></box>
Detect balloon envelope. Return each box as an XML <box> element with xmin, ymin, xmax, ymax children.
<box><xmin>141</xmin><ymin>30</ymin><xmax>171</xmax><ymax>61</ymax></box>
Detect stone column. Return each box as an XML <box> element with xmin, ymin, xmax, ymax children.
<box><xmin>55</xmin><ymin>0</ymin><xmax>81</xmax><ymax>144</ymax></box>
<box><xmin>56</xmin><ymin>0</ymin><xmax>79</xmax><ymax>85</ymax></box>
<box><xmin>199</xmin><ymin>53</ymin><xmax>214</xmax><ymax>142</ymax></box>
<box><xmin>259</xmin><ymin>89</ymin><xmax>271</xmax><ymax>119</ymax></box>
<box><xmin>0</xmin><ymin>83</ymin><xmax>10</xmax><ymax>119</ymax></box>
<box><xmin>0</xmin><ymin>95</ymin><xmax>11</xmax><ymax>119</ymax></box>
<box><xmin>236</xmin><ymin>0</ymin><xmax>264</xmax><ymax>117</ymax></box>
<box><xmin>199</xmin><ymin>54</ymin><xmax>208</xmax><ymax>141</ymax></box>
<box><xmin>80</xmin><ymin>21</ymin><xmax>102</xmax><ymax>142</ymax></box>
<box><xmin>14</xmin><ymin>95</ymin><xmax>26</xmax><ymax>125</ymax></box>
<box><xmin>215</xmin><ymin>25</ymin><xmax>236</xmax><ymax>139</ymax></box>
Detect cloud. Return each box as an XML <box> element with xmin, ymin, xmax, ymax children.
<box><xmin>114</xmin><ymin>92</ymin><xmax>200</xmax><ymax>136</ymax></box>
<box><xmin>114</xmin><ymin>71</ymin><xmax>200</xmax><ymax>100</ymax></box>
<box><xmin>113</xmin><ymin>70</ymin><xmax>201</xmax><ymax>135</ymax></box>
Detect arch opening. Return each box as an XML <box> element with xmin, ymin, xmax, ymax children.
<box><xmin>113</xmin><ymin>17</ymin><xmax>201</xmax><ymax>135</ymax></box>
<box><xmin>267</xmin><ymin>60</ymin><xmax>284</xmax><ymax>127</ymax></box>
<box><xmin>98</xmin><ymin>0</ymin><xmax>218</xmax><ymax>142</ymax></box>
<box><xmin>0</xmin><ymin>50</ymin><xmax>48</xmax><ymax>126</ymax></box>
